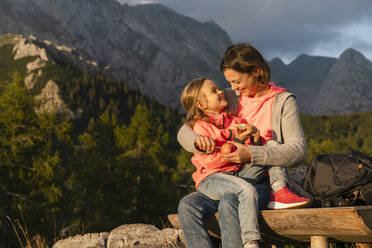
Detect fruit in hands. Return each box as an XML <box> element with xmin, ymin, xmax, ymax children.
<box><xmin>234</xmin><ymin>123</ymin><xmax>249</xmax><ymax>130</ymax></box>
<box><xmin>220</xmin><ymin>143</ymin><xmax>237</xmax><ymax>154</ymax></box>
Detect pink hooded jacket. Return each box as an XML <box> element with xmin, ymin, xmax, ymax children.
<box><xmin>191</xmin><ymin>112</ymin><xmax>249</xmax><ymax>189</ymax></box>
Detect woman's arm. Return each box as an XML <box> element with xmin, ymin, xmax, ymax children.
<box><xmin>249</xmin><ymin>96</ymin><xmax>306</xmax><ymax>166</ymax></box>
<box><xmin>177</xmin><ymin>124</ymin><xmax>200</xmax><ymax>153</ymax></box>
<box><xmin>219</xmin><ymin>96</ymin><xmax>306</xmax><ymax>166</ymax></box>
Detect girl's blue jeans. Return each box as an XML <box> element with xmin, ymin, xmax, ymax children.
<box><xmin>178</xmin><ymin>186</ymin><xmax>270</xmax><ymax>248</ymax></box>
<box><xmin>178</xmin><ymin>165</ymin><xmax>283</xmax><ymax>247</ymax></box>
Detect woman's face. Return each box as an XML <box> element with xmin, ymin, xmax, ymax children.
<box><xmin>223</xmin><ymin>68</ymin><xmax>258</xmax><ymax>97</ymax></box>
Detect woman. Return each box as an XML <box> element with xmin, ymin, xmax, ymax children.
<box><xmin>177</xmin><ymin>43</ymin><xmax>309</xmax><ymax>248</ymax></box>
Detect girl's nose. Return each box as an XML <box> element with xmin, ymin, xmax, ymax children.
<box><xmin>231</xmin><ymin>84</ymin><xmax>238</xmax><ymax>91</ymax></box>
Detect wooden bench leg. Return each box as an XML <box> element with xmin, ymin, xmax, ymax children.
<box><xmin>311</xmin><ymin>236</ymin><xmax>328</xmax><ymax>248</ymax></box>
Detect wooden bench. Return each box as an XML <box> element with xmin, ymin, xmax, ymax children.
<box><xmin>168</xmin><ymin>206</ymin><xmax>372</xmax><ymax>248</ymax></box>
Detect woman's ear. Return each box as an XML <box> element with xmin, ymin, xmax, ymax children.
<box><xmin>252</xmin><ymin>67</ymin><xmax>266</xmax><ymax>85</ymax></box>
<box><xmin>252</xmin><ymin>67</ymin><xmax>262</xmax><ymax>78</ymax></box>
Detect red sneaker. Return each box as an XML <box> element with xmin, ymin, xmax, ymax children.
<box><xmin>267</xmin><ymin>187</ymin><xmax>311</xmax><ymax>209</ymax></box>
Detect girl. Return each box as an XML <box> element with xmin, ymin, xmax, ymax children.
<box><xmin>180</xmin><ymin>77</ymin><xmax>269</xmax><ymax>248</ymax></box>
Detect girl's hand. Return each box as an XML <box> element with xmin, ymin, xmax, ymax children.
<box><xmin>234</xmin><ymin>124</ymin><xmax>259</xmax><ymax>143</ymax></box>
<box><xmin>195</xmin><ymin>135</ymin><xmax>216</xmax><ymax>153</ymax></box>
<box><xmin>234</xmin><ymin>126</ymin><xmax>250</xmax><ymax>141</ymax></box>
<box><xmin>218</xmin><ymin>141</ymin><xmax>252</xmax><ymax>163</ymax></box>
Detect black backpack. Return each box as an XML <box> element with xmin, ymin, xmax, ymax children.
<box><xmin>303</xmin><ymin>149</ymin><xmax>372</xmax><ymax>207</ymax></box>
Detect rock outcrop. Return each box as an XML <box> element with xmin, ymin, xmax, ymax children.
<box><xmin>53</xmin><ymin>232</ymin><xmax>109</xmax><ymax>248</ymax></box>
<box><xmin>52</xmin><ymin>224</ymin><xmax>185</xmax><ymax>248</ymax></box>
<box><xmin>13</xmin><ymin>35</ymin><xmax>50</xmax><ymax>61</ymax></box>
<box><xmin>2</xmin><ymin>34</ymin><xmax>102</xmax><ymax>118</ymax></box>
<box><xmin>36</xmin><ymin>80</ymin><xmax>74</xmax><ymax>118</ymax></box>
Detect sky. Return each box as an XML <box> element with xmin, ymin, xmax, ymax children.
<box><xmin>117</xmin><ymin>0</ymin><xmax>372</xmax><ymax>64</ymax></box>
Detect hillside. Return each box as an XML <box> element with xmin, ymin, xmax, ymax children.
<box><xmin>0</xmin><ymin>33</ymin><xmax>189</xmax><ymax>247</ymax></box>
<box><xmin>301</xmin><ymin>112</ymin><xmax>372</xmax><ymax>164</ymax></box>
<box><xmin>0</xmin><ymin>34</ymin><xmax>182</xmax><ymax>129</ymax></box>
<box><xmin>0</xmin><ymin>0</ymin><xmax>232</xmax><ymax>108</ymax></box>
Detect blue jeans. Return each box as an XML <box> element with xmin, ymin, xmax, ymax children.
<box><xmin>268</xmin><ymin>165</ymin><xmax>288</xmax><ymax>187</ymax></box>
<box><xmin>178</xmin><ymin>184</ymin><xmax>270</xmax><ymax>248</ymax></box>
<box><xmin>197</xmin><ymin>165</ymin><xmax>268</xmax><ymax>244</ymax></box>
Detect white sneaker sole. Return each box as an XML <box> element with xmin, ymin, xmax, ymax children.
<box><xmin>267</xmin><ymin>200</ymin><xmax>310</xmax><ymax>210</ymax></box>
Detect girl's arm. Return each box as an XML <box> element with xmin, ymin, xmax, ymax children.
<box><xmin>191</xmin><ymin>122</ymin><xmax>232</xmax><ymax>169</ymax></box>
<box><xmin>177</xmin><ymin>122</ymin><xmax>235</xmax><ymax>153</ymax></box>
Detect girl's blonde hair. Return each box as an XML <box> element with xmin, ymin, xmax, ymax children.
<box><xmin>180</xmin><ymin>77</ymin><xmax>210</xmax><ymax>127</ymax></box>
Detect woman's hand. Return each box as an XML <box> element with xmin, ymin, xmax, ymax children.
<box><xmin>194</xmin><ymin>135</ymin><xmax>216</xmax><ymax>153</ymax></box>
<box><xmin>218</xmin><ymin>141</ymin><xmax>252</xmax><ymax>163</ymax></box>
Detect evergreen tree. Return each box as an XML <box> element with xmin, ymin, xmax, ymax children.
<box><xmin>115</xmin><ymin>104</ymin><xmax>178</xmax><ymax>224</ymax></box>
<box><xmin>0</xmin><ymin>74</ymin><xmax>71</xmax><ymax>244</ymax></box>
<box><xmin>68</xmin><ymin>110</ymin><xmax>120</xmax><ymax>233</ymax></box>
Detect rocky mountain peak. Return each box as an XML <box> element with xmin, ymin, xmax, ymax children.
<box><xmin>314</xmin><ymin>48</ymin><xmax>372</xmax><ymax>114</ymax></box>
<box><xmin>270</xmin><ymin>57</ymin><xmax>285</xmax><ymax>68</ymax></box>
<box><xmin>337</xmin><ymin>48</ymin><xmax>370</xmax><ymax>68</ymax></box>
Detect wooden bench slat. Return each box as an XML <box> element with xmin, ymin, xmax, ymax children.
<box><xmin>168</xmin><ymin>206</ymin><xmax>372</xmax><ymax>243</ymax></box>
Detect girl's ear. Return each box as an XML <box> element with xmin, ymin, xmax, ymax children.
<box><xmin>196</xmin><ymin>98</ymin><xmax>206</xmax><ymax>111</ymax></box>
<box><xmin>196</xmin><ymin>101</ymin><xmax>203</xmax><ymax>110</ymax></box>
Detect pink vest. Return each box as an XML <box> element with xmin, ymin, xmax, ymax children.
<box><xmin>238</xmin><ymin>83</ymin><xmax>286</xmax><ymax>142</ymax></box>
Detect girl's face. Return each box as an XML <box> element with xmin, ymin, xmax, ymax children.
<box><xmin>223</xmin><ymin>68</ymin><xmax>258</xmax><ymax>97</ymax></box>
<box><xmin>197</xmin><ymin>79</ymin><xmax>228</xmax><ymax>115</ymax></box>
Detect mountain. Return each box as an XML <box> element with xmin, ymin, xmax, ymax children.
<box><xmin>1</xmin><ymin>0</ymin><xmax>371</xmax><ymax>115</ymax></box>
<box><xmin>270</xmin><ymin>49</ymin><xmax>372</xmax><ymax>114</ymax></box>
<box><xmin>0</xmin><ymin>0</ymin><xmax>232</xmax><ymax>107</ymax></box>
<box><xmin>314</xmin><ymin>49</ymin><xmax>372</xmax><ymax>114</ymax></box>
<box><xmin>0</xmin><ymin>33</ymin><xmax>184</xmax><ymax>133</ymax></box>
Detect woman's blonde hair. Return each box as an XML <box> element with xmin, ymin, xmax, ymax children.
<box><xmin>220</xmin><ymin>43</ymin><xmax>271</xmax><ymax>86</ymax></box>
<box><xmin>180</xmin><ymin>77</ymin><xmax>210</xmax><ymax>127</ymax></box>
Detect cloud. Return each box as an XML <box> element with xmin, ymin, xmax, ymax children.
<box><xmin>117</xmin><ymin>0</ymin><xmax>372</xmax><ymax>63</ymax></box>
